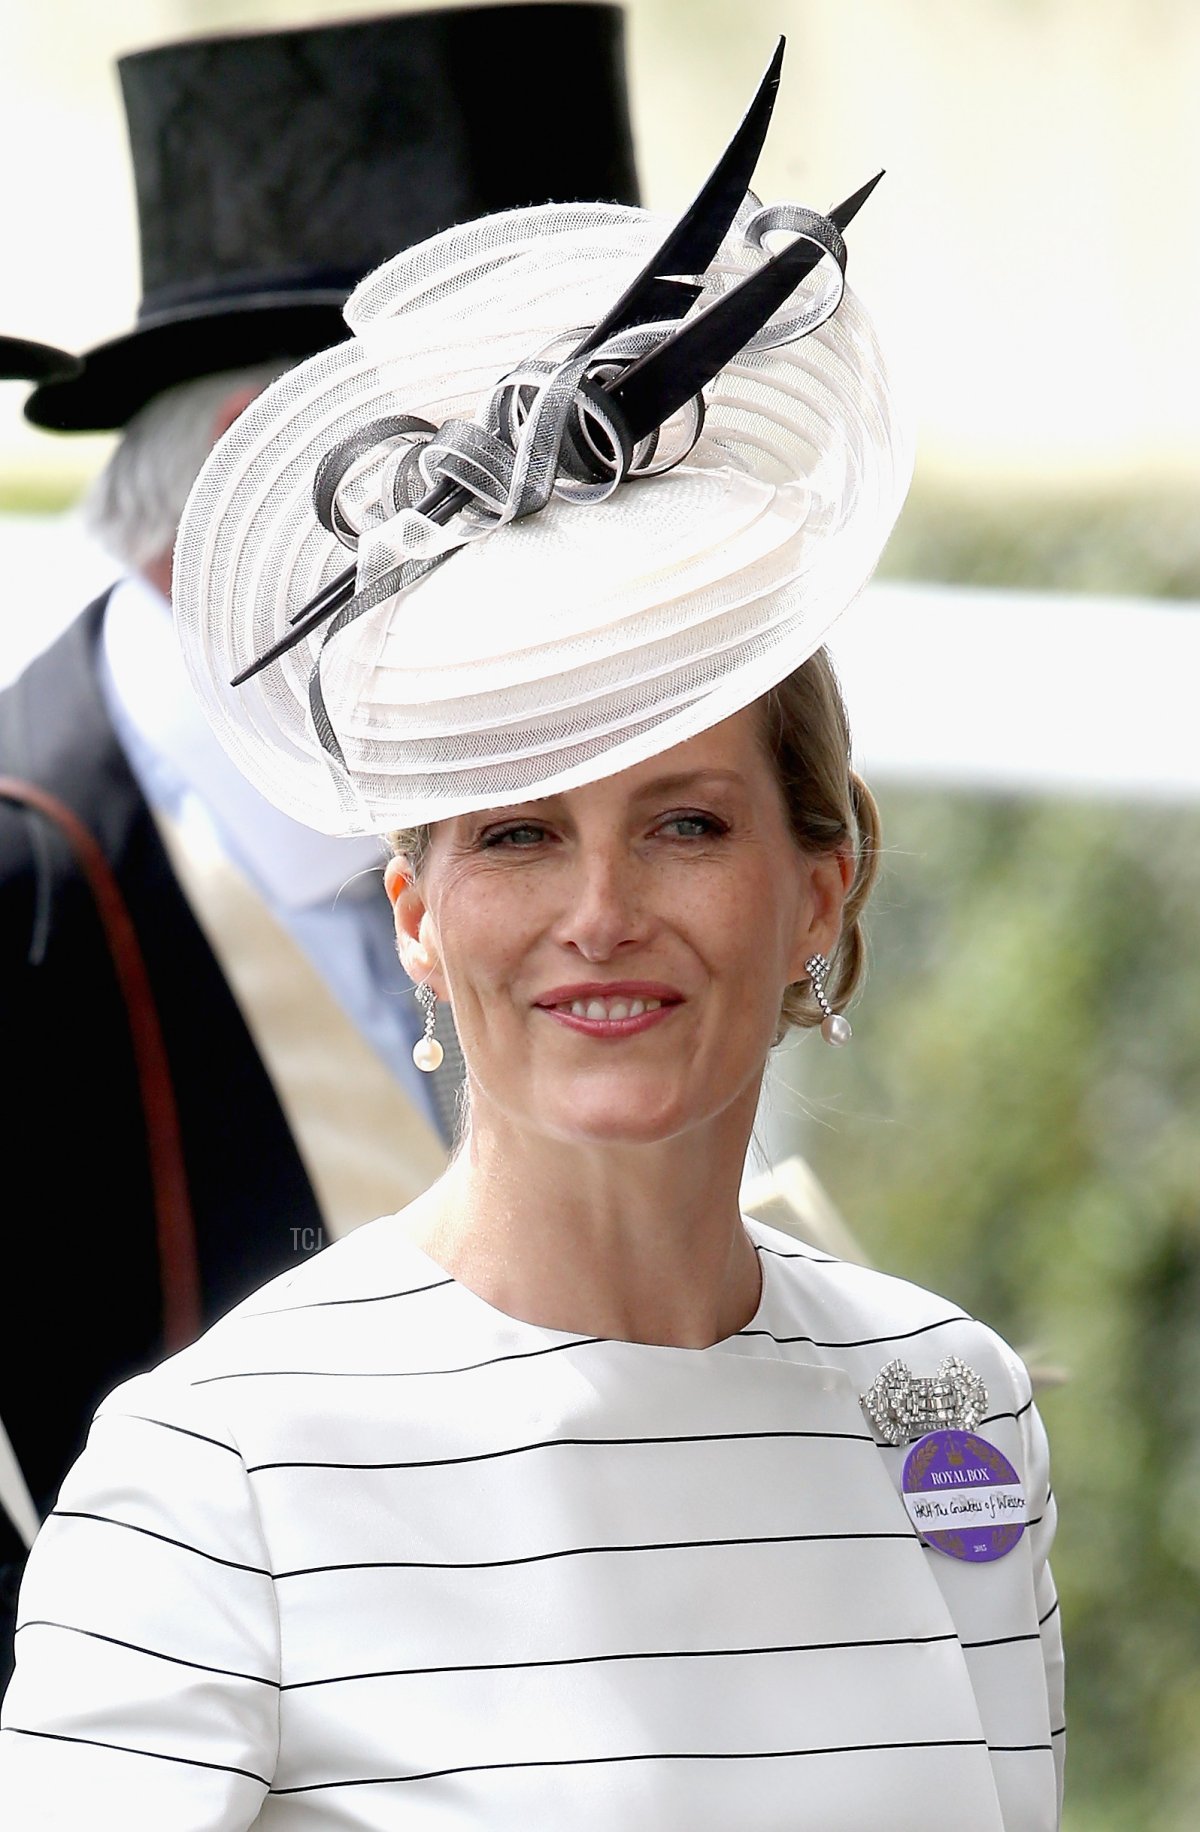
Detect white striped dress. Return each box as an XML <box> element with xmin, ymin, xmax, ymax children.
<box><xmin>0</xmin><ymin>1215</ymin><xmax>1064</xmax><ymax>1829</ymax></box>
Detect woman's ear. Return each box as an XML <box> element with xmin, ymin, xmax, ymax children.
<box><xmin>384</xmin><ymin>856</ymin><xmax>445</xmax><ymax>992</ymax></box>
<box><xmin>786</xmin><ymin>848</ymin><xmax>854</xmax><ymax>984</ymax></box>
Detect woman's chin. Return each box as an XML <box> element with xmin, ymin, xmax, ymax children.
<box><xmin>470</xmin><ymin>1052</ymin><xmax>759</xmax><ymax>1150</ymax></box>
<box><xmin>529</xmin><ymin>1070</ymin><xmax>720</xmax><ymax>1149</ymax></box>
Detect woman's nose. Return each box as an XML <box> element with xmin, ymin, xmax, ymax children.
<box><xmin>553</xmin><ymin>847</ymin><xmax>647</xmax><ymax>961</ymax></box>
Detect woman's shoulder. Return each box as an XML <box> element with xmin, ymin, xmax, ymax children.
<box><xmin>743</xmin><ymin>1215</ymin><xmax>1033</xmax><ymax>1413</ymax></box>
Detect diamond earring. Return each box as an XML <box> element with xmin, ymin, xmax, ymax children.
<box><xmin>805</xmin><ymin>952</ymin><xmax>851</xmax><ymax>1047</ymax></box>
<box><xmin>412</xmin><ymin>983</ymin><xmax>444</xmax><ymax>1073</ymax></box>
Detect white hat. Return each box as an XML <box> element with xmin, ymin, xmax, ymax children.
<box><xmin>174</xmin><ymin>80</ymin><xmax>912</xmax><ymax>837</ymax></box>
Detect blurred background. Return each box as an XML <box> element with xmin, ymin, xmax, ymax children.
<box><xmin>2</xmin><ymin>3</ymin><xmax>1198</xmax><ymax>1825</ymax></box>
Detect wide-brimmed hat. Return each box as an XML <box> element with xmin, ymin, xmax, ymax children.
<box><xmin>175</xmin><ymin>52</ymin><xmax>912</xmax><ymax>838</ymax></box>
<box><xmin>25</xmin><ymin>4</ymin><xmax>638</xmax><ymax>432</ymax></box>
<box><xmin>0</xmin><ymin>338</ymin><xmax>80</xmax><ymax>384</ymax></box>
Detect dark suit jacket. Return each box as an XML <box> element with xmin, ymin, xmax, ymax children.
<box><xmin>0</xmin><ymin>598</ymin><xmax>323</xmax><ymax>1691</ymax></box>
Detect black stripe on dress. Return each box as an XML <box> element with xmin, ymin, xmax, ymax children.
<box><xmin>281</xmin><ymin>1630</ymin><xmax>963</xmax><ymax>1689</ymax></box>
<box><xmin>246</xmin><ymin>1425</ymin><xmax>876</xmax><ymax>1475</ymax></box>
<box><xmin>191</xmin><ymin>1335</ymin><xmax>602</xmax><ymax>1386</ymax></box>
<box><xmin>753</xmin><ymin>1244</ymin><xmax>840</xmax><ymax>1264</ymax></box>
<box><xmin>49</xmin><ymin>1510</ymin><xmax>270</xmax><ymax>1575</ymax></box>
<box><xmin>959</xmin><ymin>1631</ymin><xmax>1040</xmax><ymax>1651</ymax></box>
<box><xmin>980</xmin><ymin>1396</ymin><xmax>1035</xmax><ymax>1428</ymax></box>
<box><xmin>14</xmin><ymin>1619</ymin><xmax>278</xmax><ymax>1687</ymax></box>
<box><xmin>192</xmin><ymin>1312</ymin><xmax>983</xmax><ymax>1385</ymax></box>
<box><xmin>738</xmin><ymin>1314</ymin><xmax>969</xmax><ymax>1351</ymax></box>
<box><xmin>274</xmin><ymin>1527</ymin><xmax>919</xmax><ymax>1581</ymax></box>
<box><xmin>1</xmin><ymin>1725</ymin><xmax>269</xmax><ymax>1785</ymax></box>
<box><xmin>247</xmin><ymin>1276</ymin><xmax>454</xmax><ymax>1318</ymax></box>
<box><xmin>270</xmin><ymin>1737</ymin><xmax>991</xmax><ymax>1794</ymax></box>
<box><xmin>118</xmin><ymin>1416</ymin><xmax>240</xmax><ymax>1455</ymax></box>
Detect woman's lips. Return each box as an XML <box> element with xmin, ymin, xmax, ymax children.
<box><xmin>535</xmin><ymin>984</ymin><xmax>683</xmax><ymax>1037</ymax></box>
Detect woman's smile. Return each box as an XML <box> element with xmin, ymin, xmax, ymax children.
<box><xmin>534</xmin><ymin>979</ymin><xmax>683</xmax><ymax>1037</ymax></box>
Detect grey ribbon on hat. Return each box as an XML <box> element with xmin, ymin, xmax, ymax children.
<box><xmin>305</xmin><ymin>319</ymin><xmax>704</xmax><ymax>805</ymax></box>
<box><xmin>739</xmin><ymin>202</ymin><xmax>847</xmax><ymax>349</ymax></box>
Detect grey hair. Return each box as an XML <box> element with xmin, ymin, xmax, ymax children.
<box><xmin>82</xmin><ymin>362</ymin><xmax>288</xmax><ymax>571</ymax></box>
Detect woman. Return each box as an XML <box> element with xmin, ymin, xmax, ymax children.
<box><xmin>0</xmin><ymin>60</ymin><xmax>1064</xmax><ymax>1831</ymax></box>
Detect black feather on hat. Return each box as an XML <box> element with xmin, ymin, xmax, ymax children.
<box><xmin>26</xmin><ymin>4</ymin><xmax>639</xmax><ymax>433</ymax></box>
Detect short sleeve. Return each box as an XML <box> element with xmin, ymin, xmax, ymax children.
<box><xmin>0</xmin><ymin>1371</ymin><xmax>279</xmax><ymax>1831</ymax></box>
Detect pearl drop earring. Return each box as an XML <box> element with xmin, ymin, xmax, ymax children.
<box><xmin>412</xmin><ymin>983</ymin><xmax>444</xmax><ymax>1072</ymax></box>
<box><xmin>805</xmin><ymin>952</ymin><xmax>852</xmax><ymax>1047</ymax></box>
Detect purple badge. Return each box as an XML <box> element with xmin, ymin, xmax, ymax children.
<box><xmin>901</xmin><ymin>1429</ymin><xmax>1026</xmax><ymax>1563</ymax></box>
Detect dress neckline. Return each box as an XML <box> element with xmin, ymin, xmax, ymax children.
<box><xmin>389</xmin><ymin>1216</ymin><xmax>777</xmax><ymax>1356</ymax></box>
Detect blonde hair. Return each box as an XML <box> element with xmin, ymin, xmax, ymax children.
<box><xmin>758</xmin><ymin>648</ymin><xmax>880</xmax><ymax>1036</ymax></box>
<box><xmin>388</xmin><ymin>647</ymin><xmax>879</xmax><ymax>1038</ymax></box>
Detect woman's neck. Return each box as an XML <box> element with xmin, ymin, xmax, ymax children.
<box><xmin>402</xmin><ymin>1093</ymin><xmax>763</xmax><ymax>1349</ymax></box>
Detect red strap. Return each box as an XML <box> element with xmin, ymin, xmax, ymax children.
<box><xmin>0</xmin><ymin>775</ymin><xmax>202</xmax><ymax>1350</ymax></box>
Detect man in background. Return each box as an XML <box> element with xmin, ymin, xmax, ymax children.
<box><xmin>0</xmin><ymin>2</ymin><xmax>640</xmax><ymax>1689</ymax></box>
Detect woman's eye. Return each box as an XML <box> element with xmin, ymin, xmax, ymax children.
<box><xmin>480</xmin><ymin>823</ymin><xmax>549</xmax><ymax>849</ymax></box>
<box><xmin>659</xmin><ymin>812</ymin><xmax>727</xmax><ymax>839</ymax></box>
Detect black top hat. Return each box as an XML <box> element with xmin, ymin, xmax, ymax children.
<box><xmin>26</xmin><ymin>4</ymin><xmax>639</xmax><ymax>433</ymax></box>
<box><xmin>0</xmin><ymin>337</ymin><xmax>81</xmax><ymax>384</ymax></box>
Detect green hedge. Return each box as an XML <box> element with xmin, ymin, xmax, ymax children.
<box><xmin>881</xmin><ymin>482</ymin><xmax>1200</xmax><ymax>601</ymax></box>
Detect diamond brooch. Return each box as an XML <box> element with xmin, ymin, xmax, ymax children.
<box><xmin>861</xmin><ymin>1355</ymin><xmax>989</xmax><ymax>1447</ymax></box>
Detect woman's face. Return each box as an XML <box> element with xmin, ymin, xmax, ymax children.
<box><xmin>387</xmin><ymin>704</ymin><xmax>849</xmax><ymax>1149</ymax></box>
